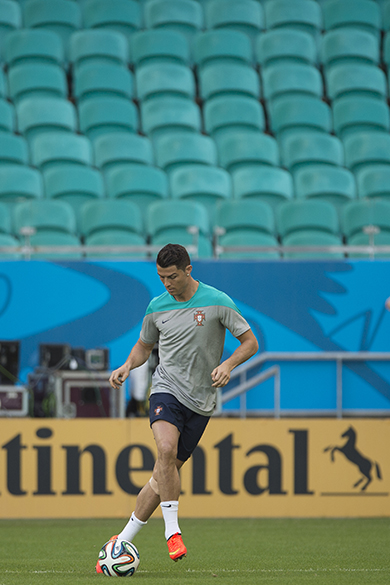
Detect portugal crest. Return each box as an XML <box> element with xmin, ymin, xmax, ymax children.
<box><xmin>194</xmin><ymin>310</ymin><xmax>206</xmax><ymax>326</ymax></box>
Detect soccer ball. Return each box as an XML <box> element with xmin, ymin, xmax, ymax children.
<box><xmin>98</xmin><ymin>538</ymin><xmax>140</xmax><ymax>577</ymax></box>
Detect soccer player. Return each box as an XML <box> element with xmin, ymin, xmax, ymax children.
<box><xmin>97</xmin><ymin>243</ymin><xmax>258</xmax><ymax>568</ymax></box>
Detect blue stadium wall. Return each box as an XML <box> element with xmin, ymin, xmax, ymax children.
<box><xmin>1</xmin><ymin>259</ymin><xmax>390</xmax><ymax>414</ymax></box>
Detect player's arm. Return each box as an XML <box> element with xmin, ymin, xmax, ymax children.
<box><xmin>109</xmin><ymin>338</ymin><xmax>155</xmax><ymax>389</ymax></box>
<box><xmin>211</xmin><ymin>329</ymin><xmax>259</xmax><ymax>388</ymax></box>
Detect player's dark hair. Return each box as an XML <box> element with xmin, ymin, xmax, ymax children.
<box><xmin>156</xmin><ymin>244</ymin><xmax>191</xmax><ymax>271</ymax></box>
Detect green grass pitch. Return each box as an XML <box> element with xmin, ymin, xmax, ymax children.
<box><xmin>0</xmin><ymin>518</ymin><xmax>389</xmax><ymax>585</ymax></box>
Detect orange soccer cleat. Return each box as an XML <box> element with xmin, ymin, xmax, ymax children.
<box><xmin>167</xmin><ymin>532</ymin><xmax>187</xmax><ymax>562</ymax></box>
<box><xmin>95</xmin><ymin>535</ymin><xmax>118</xmax><ymax>574</ymax></box>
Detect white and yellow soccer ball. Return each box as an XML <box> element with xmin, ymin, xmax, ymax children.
<box><xmin>98</xmin><ymin>539</ymin><xmax>140</xmax><ymax>577</ymax></box>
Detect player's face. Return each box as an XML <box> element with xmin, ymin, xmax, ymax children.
<box><xmin>157</xmin><ymin>264</ymin><xmax>191</xmax><ymax>299</ymax></box>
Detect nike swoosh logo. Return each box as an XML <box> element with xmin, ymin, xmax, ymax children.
<box><xmin>162</xmin><ymin>319</ymin><xmax>170</xmax><ymax>324</ymax></box>
<box><xmin>161</xmin><ymin>504</ymin><xmax>172</xmax><ymax>508</ymax></box>
<box><xmin>169</xmin><ymin>549</ymin><xmax>180</xmax><ymax>556</ymax></box>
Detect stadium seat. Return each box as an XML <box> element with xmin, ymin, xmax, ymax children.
<box><xmin>204</xmin><ymin>95</ymin><xmax>265</xmax><ymax>143</ymax></box>
<box><xmin>81</xmin><ymin>0</ymin><xmax>142</xmax><ymax>43</ymax></box>
<box><xmin>73</xmin><ymin>63</ymin><xmax>134</xmax><ymax>103</ymax></box>
<box><xmin>321</xmin><ymin>29</ymin><xmax>379</xmax><ymax>72</ymax></box>
<box><xmin>169</xmin><ymin>164</ymin><xmax>232</xmax><ymax>224</ymax></box>
<box><xmin>147</xmin><ymin>199</ymin><xmax>210</xmax><ymax>239</ymax></box>
<box><xmin>342</xmin><ymin>199</ymin><xmax>390</xmax><ymax>239</ymax></box>
<box><xmin>154</xmin><ymin>132</ymin><xmax>217</xmax><ymax>172</ymax></box>
<box><xmin>382</xmin><ymin>32</ymin><xmax>390</xmax><ymax>75</ymax></box>
<box><xmin>262</xmin><ymin>63</ymin><xmax>323</xmax><ymax>103</ymax></box>
<box><xmin>16</xmin><ymin>97</ymin><xmax>77</xmax><ymax>141</ymax></box>
<box><xmin>356</xmin><ymin>164</ymin><xmax>390</xmax><ymax>201</ymax></box>
<box><xmin>294</xmin><ymin>165</ymin><xmax>356</xmax><ymax>214</ymax></box>
<box><xmin>204</xmin><ymin>0</ymin><xmax>264</xmax><ymax>45</ymax></box>
<box><xmin>140</xmin><ymin>95</ymin><xmax>201</xmax><ymax>140</ymax></box>
<box><xmin>325</xmin><ymin>63</ymin><xmax>387</xmax><ymax>102</ymax></box>
<box><xmin>0</xmin><ymin>99</ymin><xmax>15</xmax><ymax>132</ymax></box>
<box><xmin>13</xmin><ymin>199</ymin><xmax>77</xmax><ymax>236</ymax></box>
<box><xmin>93</xmin><ymin>132</ymin><xmax>154</xmax><ymax>171</ymax></box>
<box><xmin>281</xmin><ymin>131</ymin><xmax>344</xmax><ymax>172</ymax></box>
<box><xmin>332</xmin><ymin>96</ymin><xmax>390</xmax><ymax>139</ymax></box>
<box><xmin>43</xmin><ymin>164</ymin><xmax>104</xmax><ymax>223</ymax></box>
<box><xmin>232</xmin><ymin>166</ymin><xmax>293</xmax><ymax>211</ymax></box>
<box><xmin>282</xmin><ymin>230</ymin><xmax>344</xmax><ymax>259</ymax></box>
<box><xmin>4</xmin><ymin>29</ymin><xmax>64</xmax><ymax>69</ymax></box>
<box><xmin>216</xmin><ymin>231</ymin><xmax>280</xmax><ymax>259</ymax></box>
<box><xmin>23</xmin><ymin>0</ymin><xmax>82</xmax><ymax>57</ymax></box>
<box><xmin>269</xmin><ymin>95</ymin><xmax>332</xmax><ymax>143</ymax></box>
<box><xmin>0</xmin><ymin>202</ymin><xmax>15</xmax><ymax>234</ymax></box>
<box><xmin>0</xmin><ymin>164</ymin><xmax>43</xmax><ymax>203</ymax></box>
<box><xmin>346</xmin><ymin>230</ymin><xmax>390</xmax><ymax>259</ymax></box>
<box><xmin>105</xmin><ymin>163</ymin><xmax>168</xmax><ymax>216</ymax></box>
<box><xmin>27</xmin><ymin>231</ymin><xmax>82</xmax><ymax>259</ymax></box>
<box><xmin>218</xmin><ymin>130</ymin><xmax>280</xmax><ymax>172</ymax></box>
<box><xmin>343</xmin><ymin>131</ymin><xmax>390</xmax><ymax>172</ymax></box>
<box><xmin>216</xmin><ymin>199</ymin><xmax>275</xmax><ymax>235</ymax></box>
<box><xmin>69</xmin><ymin>30</ymin><xmax>129</xmax><ymax>72</ymax></box>
<box><xmin>31</xmin><ymin>132</ymin><xmax>93</xmax><ymax>170</ymax></box>
<box><xmin>7</xmin><ymin>63</ymin><xmax>68</xmax><ymax>105</ymax></box>
<box><xmin>0</xmin><ymin>133</ymin><xmax>29</xmax><ymax>166</ymax></box>
<box><xmin>199</xmin><ymin>62</ymin><xmax>261</xmax><ymax>102</ymax></box>
<box><xmin>132</xmin><ymin>29</ymin><xmax>190</xmax><ymax>67</ymax></box>
<box><xmin>144</xmin><ymin>0</ymin><xmax>204</xmax><ymax>47</ymax></box>
<box><xmin>0</xmin><ymin>233</ymin><xmax>21</xmax><ymax>259</ymax></box>
<box><xmin>264</xmin><ymin>0</ymin><xmax>323</xmax><ymax>38</ymax></box>
<box><xmin>85</xmin><ymin>231</ymin><xmax>147</xmax><ymax>258</ymax></box>
<box><xmin>135</xmin><ymin>62</ymin><xmax>195</xmax><ymax>102</ymax></box>
<box><xmin>255</xmin><ymin>29</ymin><xmax>317</xmax><ymax>70</ymax></box>
<box><xmin>0</xmin><ymin>0</ymin><xmax>21</xmax><ymax>58</ymax></box>
<box><xmin>80</xmin><ymin>199</ymin><xmax>144</xmax><ymax>239</ymax></box>
<box><xmin>78</xmin><ymin>97</ymin><xmax>139</xmax><ymax>141</ymax></box>
<box><xmin>322</xmin><ymin>0</ymin><xmax>381</xmax><ymax>40</ymax></box>
<box><xmin>194</xmin><ymin>29</ymin><xmax>252</xmax><ymax>71</ymax></box>
<box><xmin>277</xmin><ymin>199</ymin><xmax>340</xmax><ymax>239</ymax></box>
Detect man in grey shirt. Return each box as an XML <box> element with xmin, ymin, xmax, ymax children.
<box><xmin>97</xmin><ymin>244</ymin><xmax>258</xmax><ymax>568</ymax></box>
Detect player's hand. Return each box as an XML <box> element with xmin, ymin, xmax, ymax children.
<box><xmin>211</xmin><ymin>364</ymin><xmax>231</xmax><ymax>388</ymax></box>
<box><xmin>109</xmin><ymin>364</ymin><xmax>131</xmax><ymax>389</ymax></box>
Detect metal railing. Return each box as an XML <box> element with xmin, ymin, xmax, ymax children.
<box><xmin>214</xmin><ymin>351</ymin><xmax>390</xmax><ymax>418</ymax></box>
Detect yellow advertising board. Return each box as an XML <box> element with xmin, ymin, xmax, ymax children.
<box><xmin>0</xmin><ymin>418</ymin><xmax>388</xmax><ymax>518</ymax></box>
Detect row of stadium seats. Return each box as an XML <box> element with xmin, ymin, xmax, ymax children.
<box><xmin>1</xmin><ymin>197</ymin><xmax>390</xmax><ymax>259</ymax></box>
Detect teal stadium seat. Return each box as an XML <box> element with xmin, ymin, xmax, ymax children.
<box><xmin>346</xmin><ymin>230</ymin><xmax>390</xmax><ymax>258</ymax></box>
<box><xmin>281</xmin><ymin>230</ymin><xmax>344</xmax><ymax>259</ymax></box>
<box><xmin>0</xmin><ymin>202</ymin><xmax>13</xmax><ymax>235</ymax></box>
<box><xmin>255</xmin><ymin>29</ymin><xmax>317</xmax><ymax>69</ymax></box>
<box><xmin>31</xmin><ymin>132</ymin><xmax>93</xmax><ymax>170</ymax></box>
<box><xmin>85</xmin><ymin>231</ymin><xmax>147</xmax><ymax>258</ymax></box>
<box><xmin>216</xmin><ymin>231</ymin><xmax>279</xmax><ymax>259</ymax></box>
<box><xmin>7</xmin><ymin>63</ymin><xmax>68</xmax><ymax>105</ymax></box>
<box><xmin>218</xmin><ymin>130</ymin><xmax>280</xmax><ymax>172</ymax></box>
<box><xmin>169</xmin><ymin>164</ymin><xmax>232</xmax><ymax>225</ymax></box>
<box><xmin>269</xmin><ymin>95</ymin><xmax>332</xmax><ymax>143</ymax></box>
<box><xmin>13</xmin><ymin>199</ymin><xmax>77</xmax><ymax>236</ymax></box>
<box><xmin>204</xmin><ymin>0</ymin><xmax>264</xmax><ymax>45</ymax></box>
<box><xmin>322</xmin><ymin>0</ymin><xmax>381</xmax><ymax>40</ymax></box>
<box><xmin>16</xmin><ymin>97</ymin><xmax>77</xmax><ymax>141</ymax></box>
<box><xmin>0</xmin><ymin>165</ymin><xmax>43</xmax><ymax>203</ymax></box>
<box><xmin>69</xmin><ymin>30</ymin><xmax>129</xmax><ymax>72</ymax></box>
<box><xmin>343</xmin><ymin>199</ymin><xmax>390</xmax><ymax>257</ymax></box>
<box><xmin>264</xmin><ymin>0</ymin><xmax>323</xmax><ymax>38</ymax></box>
<box><xmin>132</xmin><ymin>30</ymin><xmax>190</xmax><ymax>67</ymax></box>
<box><xmin>26</xmin><ymin>231</ymin><xmax>82</xmax><ymax>259</ymax></box>
<box><xmin>4</xmin><ymin>29</ymin><xmax>64</xmax><ymax>68</ymax></box>
<box><xmin>281</xmin><ymin>131</ymin><xmax>344</xmax><ymax>172</ymax></box>
<box><xmin>294</xmin><ymin>165</ymin><xmax>356</xmax><ymax>213</ymax></box>
<box><xmin>321</xmin><ymin>29</ymin><xmax>379</xmax><ymax>72</ymax></box>
<box><xmin>0</xmin><ymin>99</ymin><xmax>15</xmax><ymax>132</ymax></box>
<box><xmin>154</xmin><ymin>132</ymin><xmax>217</xmax><ymax>172</ymax></box>
<box><xmin>135</xmin><ymin>62</ymin><xmax>195</xmax><ymax>102</ymax></box>
<box><xmin>343</xmin><ymin>131</ymin><xmax>390</xmax><ymax>172</ymax></box>
<box><xmin>105</xmin><ymin>164</ymin><xmax>168</xmax><ymax>216</ymax></box>
<box><xmin>0</xmin><ymin>0</ymin><xmax>21</xmax><ymax>58</ymax></box>
<box><xmin>232</xmin><ymin>166</ymin><xmax>293</xmax><ymax>211</ymax></box>
<box><xmin>81</xmin><ymin>0</ymin><xmax>142</xmax><ymax>44</ymax></box>
<box><xmin>262</xmin><ymin>62</ymin><xmax>323</xmax><ymax>103</ymax></box>
<box><xmin>204</xmin><ymin>95</ymin><xmax>265</xmax><ymax>143</ymax></box>
<box><xmin>93</xmin><ymin>132</ymin><xmax>154</xmax><ymax>171</ymax></box>
<box><xmin>326</xmin><ymin>63</ymin><xmax>387</xmax><ymax>102</ymax></box>
<box><xmin>0</xmin><ymin>133</ymin><xmax>29</xmax><ymax>166</ymax></box>
<box><xmin>0</xmin><ymin>233</ymin><xmax>21</xmax><ymax>258</ymax></box>
<box><xmin>144</xmin><ymin>0</ymin><xmax>204</xmax><ymax>48</ymax></box>
<box><xmin>23</xmin><ymin>0</ymin><xmax>82</xmax><ymax>58</ymax></box>
<box><xmin>356</xmin><ymin>164</ymin><xmax>390</xmax><ymax>201</ymax></box>
<box><xmin>80</xmin><ymin>199</ymin><xmax>143</xmax><ymax>238</ymax></box>
<box><xmin>78</xmin><ymin>97</ymin><xmax>139</xmax><ymax>140</ymax></box>
<box><xmin>199</xmin><ymin>62</ymin><xmax>261</xmax><ymax>102</ymax></box>
<box><xmin>332</xmin><ymin>96</ymin><xmax>390</xmax><ymax>139</ymax></box>
<box><xmin>147</xmin><ymin>199</ymin><xmax>212</xmax><ymax>258</ymax></box>
<box><xmin>194</xmin><ymin>30</ymin><xmax>253</xmax><ymax>71</ymax></box>
<box><xmin>140</xmin><ymin>95</ymin><xmax>201</xmax><ymax>140</ymax></box>
<box><xmin>73</xmin><ymin>63</ymin><xmax>134</xmax><ymax>103</ymax></box>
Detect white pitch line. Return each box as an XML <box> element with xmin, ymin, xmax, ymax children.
<box><xmin>3</xmin><ymin>567</ymin><xmax>389</xmax><ymax>575</ymax></box>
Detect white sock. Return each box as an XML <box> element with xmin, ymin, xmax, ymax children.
<box><xmin>118</xmin><ymin>512</ymin><xmax>147</xmax><ymax>542</ymax></box>
<box><xmin>160</xmin><ymin>500</ymin><xmax>180</xmax><ymax>541</ymax></box>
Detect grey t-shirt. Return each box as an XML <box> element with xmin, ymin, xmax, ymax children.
<box><xmin>140</xmin><ymin>281</ymin><xmax>250</xmax><ymax>415</ymax></box>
